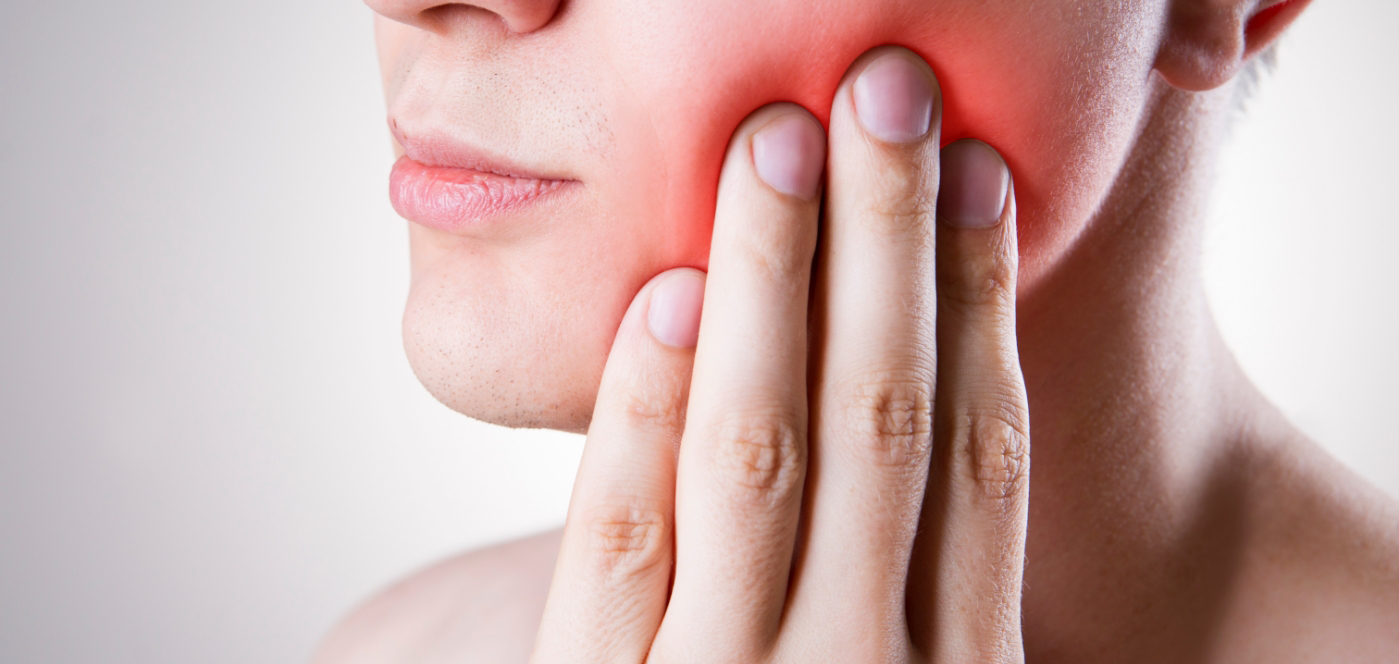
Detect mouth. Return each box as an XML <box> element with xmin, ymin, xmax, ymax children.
<box><xmin>388</xmin><ymin>124</ymin><xmax>579</xmax><ymax>234</ymax></box>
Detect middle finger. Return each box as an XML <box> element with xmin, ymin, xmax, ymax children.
<box><xmin>782</xmin><ymin>46</ymin><xmax>942</xmax><ymax>650</ymax></box>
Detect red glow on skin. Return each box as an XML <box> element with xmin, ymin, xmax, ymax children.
<box><xmin>618</xmin><ymin>12</ymin><xmax>1065</xmax><ymax>272</ymax></box>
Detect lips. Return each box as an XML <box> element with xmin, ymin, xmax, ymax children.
<box><xmin>387</xmin><ymin>129</ymin><xmax>578</xmax><ymax>233</ymax></box>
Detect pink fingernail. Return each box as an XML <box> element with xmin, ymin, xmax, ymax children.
<box><xmin>752</xmin><ymin>113</ymin><xmax>826</xmax><ymax>200</ymax></box>
<box><xmin>853</xmin><ymin>54</ymin><xmax>935</xmax><ymax>144</ymax></box>
<box><xmin>938</xmin><ymin>140</ymin><xmax>1009</xmax><ymax>228</ymax></box>
<box><xmin>647</xmin><ymin>269</ymin><xmax>706</xmax><ymax>349</ymax></box>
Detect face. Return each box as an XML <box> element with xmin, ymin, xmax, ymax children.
<box><xmin>371</xmin><ymin>0</ymin><xmax>1168</xmax><ymax>432</ymax></box>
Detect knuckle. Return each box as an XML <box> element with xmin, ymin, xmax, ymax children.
<box><xmin>734</xmin><ymin>213</ymin><xmax>816</xmax><ymax>280</ymax></box>
<box><xmin>616</xmin><ymin>377</ymin><xmax>687</xmax><ymax>434</ymax></box>
<box><xmin>867</xmin><ymin>159</ymin><xmax>937</xmax><ymax>239</ymax></box>
<box><xmin>710</xmin><ymin>410</ymin><xmax>805</xmax><ymax>503</ymax></box>
<box><xmin>581</xmin><ymin>500</ymin><xmax>670</xmax><ymax>578</ymax></box>
<box><xmin>837</xmin><ymin>374</ymin><xmax>934</xmax><ymax>472</ymax></box>
<box><xmin>938</xmin><ymin>247</ymin><xmax>1015</xmax><ymax>310</ymax></box>
<box><xmin>946</xmin><ymin>398</ymin><xmax>1030</xmax><ymax>507</ymax></box>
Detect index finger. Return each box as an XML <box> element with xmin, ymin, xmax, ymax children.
<box><xmin>653</xmin><ymin>104</ymin><xmax>825</xmax><ymax>659</ymax></box>
<box><xmin>533</xmin><ymin>268</ymin><xmax>705</xmax><ymax>663</ymax></box>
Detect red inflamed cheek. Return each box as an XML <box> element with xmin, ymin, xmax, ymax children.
<box><xmin>604</xmin><ymin>0</ymin><xmax>1099</xmax><ymax>277</ymax></box>
<box><xmin>638</xmin><ymin>36</ymin><xmax>1000</xmax><ymax>271</ymax></box>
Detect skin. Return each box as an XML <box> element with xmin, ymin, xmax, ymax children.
<box><xmin>315</xmin><ymin>0</ymin><xmax>1399</xmax><ymax>661</ymax></box>
<box><xmin>379</xmin><ymin>0</ymin><xmax>1163</xmax><ymax>430</ymax></box>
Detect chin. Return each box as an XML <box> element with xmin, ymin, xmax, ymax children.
<box><xmin>400</xmin><ymin>259</ymin><xmax>628</xmax><ymax>434</ymax></box>
<box><xmin>402</xmin><ymin>299</ymin><xmax>602</xmax><ymax>433</ymax></box>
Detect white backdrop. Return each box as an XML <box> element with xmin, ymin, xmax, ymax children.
<box><xmin>0</xmin><ymin>2</ymin><xmax>1394</xmax><ymax>662</ymax></box>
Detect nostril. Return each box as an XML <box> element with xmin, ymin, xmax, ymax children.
<box><xmin>368</xmin><ymin>0</ymin><xmax>560</xmax><ymax>35</ymax></box>
<box><xmin>475</xmin><ymin>0</ymin><xmax>561</xmax><ymax>34</ymax></box>
<box><xmin>420</xmin><ymin>4</ymin><xmax>502</xmax><ymax>33</ymax></box>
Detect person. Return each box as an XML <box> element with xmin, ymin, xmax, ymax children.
<box><xmin>315</xmin><ymin>0</ymin><xmax>1399</xmax><ymax>661</ymax></box>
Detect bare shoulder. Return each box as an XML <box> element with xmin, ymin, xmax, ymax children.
<box><xmin>311</xmin><ymin>529</ymin><xmax>562</xmax><ymax>664</ymax></box>
<box><xmin>1224</xmin><ymin>432</ymin><xmax>1399</xmax><ymax>661</ymax></box>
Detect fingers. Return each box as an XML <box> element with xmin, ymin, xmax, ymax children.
<box><xmin>534</xmin><ymin>61</ymin><xmax>1027</xmax><ymax>664</ymax></box>
<box><xmin>655</xmin><ymin>105</ymin><xmax>825</xmax><ymax>659</ymax></box>
<box><xmin>907</xmin><ymin>139</ymin><xmax>1029</xmax><ymax>662</ymax></box>
<box><xmin>532</xmin><ymin>268</ymin><xmax>705</xmax><ymax>663</ymax></box>
<box><xmin>783</xmin><ymin>46</ymin><xmax>942</xmax><ymax>649</ymax></box>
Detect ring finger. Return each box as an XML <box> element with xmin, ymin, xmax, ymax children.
<box><xmin>907</xmin><ymin>138</ymin><xmax>1029</xmax><ymax>661</ymax></box>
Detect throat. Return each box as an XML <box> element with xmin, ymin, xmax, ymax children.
<box><xmin>1010</xmin><ymin>77</ymin><xmax>1266</xmax><ymax>660</ymax></box>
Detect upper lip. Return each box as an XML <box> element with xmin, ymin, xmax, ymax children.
<box><xmin>389</xmin><ymin>117</ymin><xmax>574</xmax><ymax>182</ymax></box>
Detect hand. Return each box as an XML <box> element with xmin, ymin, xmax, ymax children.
<box><xmin>531</xmin><ymin>46</ymin><xmax>1029</xmax><ymax>663</ymax></box>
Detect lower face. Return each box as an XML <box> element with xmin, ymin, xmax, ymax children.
<box><xmin>377</xmin><ymin>0</ymin><xmax>1166</xmax><ymax>432</ymax></box>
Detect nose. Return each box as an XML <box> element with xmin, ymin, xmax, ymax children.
<box><xmin>366</xmin><ymin>0</ymin><xmax>561</xmax><ymax>34</ymax></box>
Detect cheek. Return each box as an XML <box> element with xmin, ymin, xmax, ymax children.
<box><xmin>599</xmin><ymin>1</ymin><xmax>1155</xmax><ymax>280</ymax></box>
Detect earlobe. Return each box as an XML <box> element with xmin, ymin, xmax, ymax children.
<box><xmin>1242</xmin><ymin>0</ymin><xmax>1312</xmax><ymax>58</ymax></box>
<box><xmin>1154</xmin><ymin>0</ymin><xmax>1312</xmax><ymax>92</ymax></box>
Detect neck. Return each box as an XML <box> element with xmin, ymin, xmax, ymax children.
<box><xmin>1015</xmin><ymin>77</ymin><xmax>1274</xmax><ymax>658</ymax></box>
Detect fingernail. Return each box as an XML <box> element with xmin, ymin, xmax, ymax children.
<box><xmin>937</xmin><ymin>140</ymin><xmax>1009</xmax><ymax>228</ymax></box>
<box><xmin>752</xmin><ymin>113</ymin><xmax>826</xmax><ymax>200</ymax></box>
<box><xmin>853</xmin><ymin>54</ymin><xmax>935</xmax><ymax>143</ymax></box>
<box><xmin>647</xmin><ymin>269</ymin><xmax>705</xmax><ymax>349</ymax></box>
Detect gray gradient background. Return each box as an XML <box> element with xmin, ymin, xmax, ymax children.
<box><xmin>1</xmin><ymin>1</ymin><xmax>1395</xmax><ymax>662</ymax></box>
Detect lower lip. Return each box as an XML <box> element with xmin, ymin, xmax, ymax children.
<box><xmin>388</xmin><ymin>156</ymin><xmax>574</xmax><ymax>232</ymax></box>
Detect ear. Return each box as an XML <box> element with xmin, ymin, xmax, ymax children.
<box><xmin>1155</xmin><ymin>0</ymin><xmax>1313</xmax><ymax>91</ymax></box>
